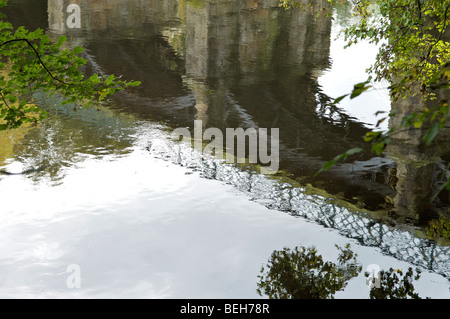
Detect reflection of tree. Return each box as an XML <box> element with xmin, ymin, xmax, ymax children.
<box><xmin>256</xmin><ymin>244</ymin><xmax>361</xmax><ymax>299</ymax></box>
<box><xmin>386</xmin><ymin>86</ymin><xmax>450</xmax><ymax>221</ymax></box>
<box><xmin>365</xmin><ymin>267</ymin><xmax>425</xmax><ymax>299</ymax></box>
<box><xmin>0</xmin><ymin>93</ymin><xmax>135</xmax><ymax>184</ymax></box>
<box><xmin>426</xmin><ymin>215</ymin><xmax>450</xmax><ymax>243</ymax></box>
<box><xmin>153</xmin><ymin>133</ymin><xmax>450</xmax><ymax>278</ymax></box>
<box><xmin>257</xmin><ymin>244</ymin><xmax>429</xmax><ymax>299</ymax></box>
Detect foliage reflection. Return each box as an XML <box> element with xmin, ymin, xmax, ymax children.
<box><xmin>257</xmin><ymin>244</ymin><xmax>429</xmax><ymax>299</ymax></box>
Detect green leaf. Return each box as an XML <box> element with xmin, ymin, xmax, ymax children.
<box><xmin>332</xmin><ymin>94</ymin><xmax>349</xmax><ymax>105</ymax></box>
<box><xmin>56</xmin><ymin>35</ymin><xmax>67</xmax><ymax>47</ymax></box>
<box><xmin>73</xmin><ymin>46</ymin><xmax>84</xmax><ymax>54</ymax></box>
<box><xmin>364</xmin><ymin>131</ymin><xmax>382</xmax><ymax>142</ymax></box>
<box><xmin>345</xmin><ymin>147</ymin><xmax>364</xmax><ymax>156</ymax></box>
<box><xmin>376</xmin><ymin>117</ymin><xmax>387</xmax><ymax>128</ymax></box>
<box><xmin>350</xmin><ymin>82</ymin><xmax>371</xmax><ymax>99</ymax></box>
<box><xmin>315</xmin><ymin>148</ymin><xmax>363</xmax><ymax>176</ymax></box>
<box><xmin>7</xmin><ymin>95</ymin><xmax>17</xmax><ymax>104</ymax></box>
<box><xmin>423</xmin><ymin>124</ymin><xmax>440</xmax><ymax>146</ymax></box>
<box><xmin>413</xmin><ymin>120</ymin><xmax>423</xmax><ymax>129</ymax></box>
<box><xmin>371</xmin><ymin>141</ymin><xmax>386</xmax><ymax>155</ymax></box>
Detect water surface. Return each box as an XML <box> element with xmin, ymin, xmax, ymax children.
<box><xmin>0</xmin><ymin>0</ymin><xmax>448</xmax><ymax>298</ymax></box>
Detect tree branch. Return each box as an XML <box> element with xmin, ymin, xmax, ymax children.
<box><xmin>0</xmin><ymin>38</ymin><xmax>71</xmax><ymax>86</ymax></box>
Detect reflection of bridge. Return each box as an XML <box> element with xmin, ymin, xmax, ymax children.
<box><xmin>145</xmin><ymin>123</ymin><xmax>450</xmax><ymax>279</ymax></box>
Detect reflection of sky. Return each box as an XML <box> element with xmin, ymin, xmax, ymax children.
<box><xmin>0</xmin><ymin>129</ymin><xmax>448</xmax><ymax>298</ymax></box>
<box><xmin>319</xmin><ymin>13</ymin><xmax>391</xmax><ymax>131</ymax></box>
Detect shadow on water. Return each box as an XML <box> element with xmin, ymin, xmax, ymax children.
<box><xmin>1</xmin><ymin>0</ymin><xmax>449</xmax><ymax>283</ymax></box>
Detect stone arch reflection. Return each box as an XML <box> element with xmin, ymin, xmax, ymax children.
<box><xmin>386</xmin><ymin>84</ymin><xmax>450</xmax><ymax>222</ymax></box>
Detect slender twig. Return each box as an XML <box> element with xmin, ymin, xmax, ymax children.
<box><xmin>384</xmin><ymin>124</ymin><xmax>450</xmax><ymax>139</ymax></box>
<box><xmin>426</xmin><ymin>3</ymin><xmax>450</xmax><ymax>60</ymax></box>
<box><xmin>417</xmin><ymin>0</ymin><xmax>422</xmax><ymax>22</ymax></box>
<box><xmin>0</xmin><ymin>91</ymin><xmax>12</xmax><ymax>110</ymax></box>
<box><xmin>0</xmin><ymin>38</ymin><xmax>73</xmax><ymax>122</ymax></box>
<box><xmin>0</xmin><ymin>91</ymin><xmax>26</xmax><ymax>118</ymax></box>
<box><xmin>0</xmin><ymin>38</ymin><xmax>71</xmax><ymax>86</ymax></box>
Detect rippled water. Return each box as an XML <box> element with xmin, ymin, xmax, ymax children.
<box><xmin>0</xmin><ymin>108</ymin><xmax>448</xmax><ymax>298</ymax></box>
<box><xmin>0</xmin><ymin>0</ymin><xmax>448</xmax><ymax>298</ymax></box>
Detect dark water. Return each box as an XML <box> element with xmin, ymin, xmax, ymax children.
<box><xmin>41</xmin><ymin>0</ymin><xmax>450</xmax><ymax>217</ymax></box>
<box><xmin>0</xmin><ymin>0</ymin><xmax>448</xmax><ymax>298</ymax></box>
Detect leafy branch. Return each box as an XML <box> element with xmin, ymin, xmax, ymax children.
<box><xmin>0</xmin><ymin>38</ymin><xmax>70</xmax><ymax>86</ymax></box>
<box><xmin>0</xmin><ymin>0</ymin><xmax>141</xmax><ymax>130</ymax></box>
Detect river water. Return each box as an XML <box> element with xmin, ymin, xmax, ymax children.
<box><xmin>0</xmin><ymin>0</ymin><xmax>448</xmax><ymax>298</ymax></box>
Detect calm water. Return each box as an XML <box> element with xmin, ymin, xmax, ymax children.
<box><xmin>0</xmin><ymin>0</ymin><xmax>448</xmax><ymax>298</ymax></box>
